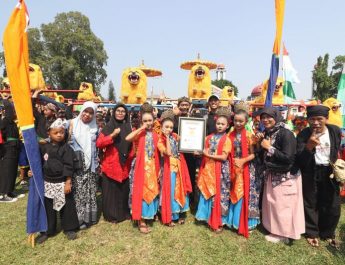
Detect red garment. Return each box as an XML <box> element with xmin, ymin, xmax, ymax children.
<box><xmin>199</xmin><ymin>134</ymin><xmax>227</xmax><ymax>230</ymax></box>
<box><xmin>229</xmin><ymin>129</ymin><xmax>250</xmax><ymax>238</ymax></box>
<box><xmin>160</xmin><ymin>133</ymin><xmax>192</xmax><ymax>224</ymax></box>
<box><xmin>340</xmin><ymin>149</ymin><xmax>345</xmax><ymax>197</ymax></box>
<box><xmin>131</xmin><ymin>131</ymin><xmax>160</xmax><ymax>221</ymax></box>
<box><xmin>96</xmin><ymin>132</ymin><xmax>134</xmax><ymax>182</ymax></box>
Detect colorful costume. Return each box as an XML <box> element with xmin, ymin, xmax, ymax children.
<box><xmin>129</xmin><ymin>130</ymin><xmax>160</xmax><ymax>220</ymax></box>
<box><xmin>225</xmin><ymin>129</ymin><xmax>259</xmax><ymax>237</ymax></box>
<box><xmin>195</xmin><ymin>133</ymin><xmax>231</xmax><ymax>230</ymax></box>
<box><xmin>158</xmin><ymin>133</ymin><xmax>192</xmax><ymax>224</ymax></box>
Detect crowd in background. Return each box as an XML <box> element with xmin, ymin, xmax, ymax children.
<box><xmin>0</xmin><ymin>92</ymin><xmax>343</xmax><ymax>249</ymax></box>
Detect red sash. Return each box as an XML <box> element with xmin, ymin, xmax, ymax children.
<box><xmin>229</xmin><ymin>129</ymin><xmax>250</xmax><ymax>238</ymax></box>
<box><xmin>160</xmin><ymin>133</ymin><xmax>192</xmax><ymax>224</ymax></box>
<box><xmin>131</xmin><ymin>131</ymin><xmax>160</xmax><ymax>221</ymax></box>
<box><xmin>198</xmin><ymin>134</ymin><xmax>227</xmax><ymax>230</ymax></box>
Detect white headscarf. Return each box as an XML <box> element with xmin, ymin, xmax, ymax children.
<box><xmin>72</xmin><ymin>101</ymin><xmax>98</xmax><ymax>169</ymax></box>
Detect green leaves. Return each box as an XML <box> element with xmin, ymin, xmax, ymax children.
<box><xmin>312</xmin><ymin>53</ymin><xmax>345</xmax><ymax>101</ymax></box>
<box><xmin>27</xmin><ymin>11</ymin><xmax>108</xmax><ymax>96</ymax></box>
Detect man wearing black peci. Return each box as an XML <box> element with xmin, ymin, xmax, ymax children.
<box><xmin>296</xmin><ymin>105</ymin><xmax>342</xmax><ymax>249</ymax></box>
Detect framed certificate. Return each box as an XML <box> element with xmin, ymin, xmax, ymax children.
<box><xmin>178</xmin><ymin>117</ymin><xmax>206</xmax><ymax>153</ymax></box>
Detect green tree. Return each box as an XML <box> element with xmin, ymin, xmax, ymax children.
<box><xmin>108</xmin><ymin>80</ymin><xmax>115</xmax><ymax>102</ymax></box>
<box><xmin>312</xmin><ymin>54</ymin><xmax>336</xmax><ymax>101</ymax></box>
<box><xmin>211</xmin><ymin>79</ymin><xmax>238</xmax><ymax>96</ymax></box>
<box><xmin>28</xmin><ymin>11</ymin><xmax>108</xmax><ymax>96</ymax></box>
<box><xmin>331</xmin><ymin>55</ymin><xmax>345</xmax><ymax>86</ymax></box>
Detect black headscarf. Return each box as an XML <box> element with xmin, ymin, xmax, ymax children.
<box><xmin>260</xmin><ymin>107</ymin><xmax>284</xmax><ymax>136</ymax></box>
<box><xmin>102</xmin><ymin>103</ymin><xmax>132</xmax><ymax>166</ymax></box>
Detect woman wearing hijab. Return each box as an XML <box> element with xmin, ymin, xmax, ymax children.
<box><xmin>256</xmin><ymin>107</ymin><xmax>305</xmax><ymax>244</ymax></box>
<box><xmin>69</xmin><ymin>101</ymin><xmax>99</xmax><ymax>228</ymax></box>
<box><xmin>96</xmin><ymin>103</ymin><xmax>133</xmax><ymax>223</ymax></box>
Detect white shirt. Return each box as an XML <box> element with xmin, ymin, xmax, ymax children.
<box><xmin>314</xmin><ymin>128</ymin><xmax>331</xmax><ymax>165</ymax></box>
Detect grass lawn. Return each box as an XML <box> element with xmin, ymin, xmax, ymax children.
<box><xmin>1</xmin><ymin>184</ymin><xmax>344</xmax><ymax>265</ymax></box>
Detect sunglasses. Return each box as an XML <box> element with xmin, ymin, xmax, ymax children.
<box><xmin>142</xmin><ymin>119</ymin><xmax>152</xmax><ymax>122</ymax></box>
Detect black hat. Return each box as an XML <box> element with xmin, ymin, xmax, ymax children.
<box><xmin>306</xmin><ymin>105</ymin><xmax>329</xmax><ymax>118</ymax></box>
<box><xmin>208</xmin><ymin>94</ymin><xmax>219</xmax><ymax>102</ymax></box>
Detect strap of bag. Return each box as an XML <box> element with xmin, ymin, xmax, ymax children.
<box><xmin>68</xmin><ymin>120</ymin><xmax>74</xmax><ymax>142</ymax></box>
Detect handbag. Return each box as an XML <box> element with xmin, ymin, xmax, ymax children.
<box><xmin>330</xmin><ymin>159</ymin><xmax>345</xmax><ymax>183</ymax></box>
<box><xmin>68</xmin><ymin>120</ymin><xmax>84</xmax><ymax>171</ymax></box>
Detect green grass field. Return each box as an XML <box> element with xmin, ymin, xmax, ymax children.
<box><xmin>1</xmin><ymin>185</ymin><xmax>344</xmax><ymax>265</ymax></box>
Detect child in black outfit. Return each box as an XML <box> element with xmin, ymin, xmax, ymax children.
<box><xmin>35</xmin><ymin>118</ymin><xmax>79</xmax><ymax>244</ymax></box>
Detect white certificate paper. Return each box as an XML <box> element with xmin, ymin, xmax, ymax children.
<box><xmin>178</xmin><ymin>118</ymin><xmax>205</xmax><ymax>152</ymax></box>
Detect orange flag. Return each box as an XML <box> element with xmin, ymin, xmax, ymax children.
<box><xmin>3</xmin><ymin>0</ymin><xmax>33</xmax><ymax>128</ymax></box>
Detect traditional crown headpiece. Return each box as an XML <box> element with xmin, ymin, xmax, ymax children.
<box><xmin>140</xmin><ymin>102</ymin><xmax>154</xmax><ymax>113</ymax></box>
<box><xmin>160</xmin><ymin>109</ymin><xmax>175</xmax><ymax>122</ymax></box>
<box><xmin>216</xmin><ymin>107</ymin><xmax>231</xmax><ymax>119</ymax></box>
<box><xmin>234</xmin><ymin>101</ymin><xmax>249</xmax><ymax>113</ymax></box>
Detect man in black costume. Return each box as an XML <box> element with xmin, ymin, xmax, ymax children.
<box><xmin>296</xmin><ymin>105</ymin><xmax>341</xmax><ymax>248</ymax></box>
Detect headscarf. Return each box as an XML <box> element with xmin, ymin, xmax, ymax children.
<box><xmin>260</xmin><ymin>107</ymin><xmax>284</xmax><ymax>136</ymax></box>
<box><xmin>72</xmin><ymin>101</ymin><xmax>98</xmax><ymax>169</ymax></box>
<box><xmin>102</xmin><ymin>103</ymin><xmax>132</xmax><ymax>166</ymax></box>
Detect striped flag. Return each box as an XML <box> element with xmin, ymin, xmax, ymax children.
<box><xmin>282</xmin><ymin>44</ymin><xmax>299</xmax><ymax>101</ymax></box>
<box><xmin>3</xmin><ymin>0</ymin><xmax>47</xmax><ymax>245</ymax></box>
<box><xmin>264</xmin><ymin>0</ymin><xmax>285</xmax><ymax>107</ymax></box>
<box><xmin>336</xmin><ymin>64</ymin><xmax>345</xmax><ymax>128</ymax></box>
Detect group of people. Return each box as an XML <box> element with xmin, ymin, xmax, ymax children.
<box><xmin>0</xmin><ymin>92</ymin><xmax>343</xmax><ymax>249</ymax></box>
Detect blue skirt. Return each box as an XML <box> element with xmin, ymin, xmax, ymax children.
<box><xmin>141</xmin><ymin>197</ymin><xmax>159</xmax><ymax>220</ymax></box>
<box><xmin>170</xmin><ymin>172</ymin><xmax>190</xmax><ymax>221</ymax></box>
<box><xmin>223</xmin><ymin>198</ymin><xmax>260</xmax><ymax>230</ymax></box>
<box><xmin>195</xmin><ymin>193</ymin><xmax>212</xmax><ymax>221</ymax></box>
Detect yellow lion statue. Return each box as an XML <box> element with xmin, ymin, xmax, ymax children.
<box><xmin>323</xmin><ymin>97</ymin><xmax>342</xmax><ymax>127</ymax></box>
<box><xmin>220</xmin><ymin>85</ymin><xmax>235</xmax><ymax>106</ymax></box>
<box><xmin>181</xmin><ymin>56</ymin><xmax>217</xmax><ymax>100</ymax></box>
<box><xmin>254</xmin><ymin>77</ymin><xmax>285</xmax><ymax>104</ymax></box>
<box><xmin>187</xmin><ymin>64</ymin><xmax>213</xmax><ymax>99</ymax></box>
<box><xmin>120</xmin><ymin>68</ymin><xmax>148</xmax><ymax>104</ymax></box>
<box><xmin>77</xmin><ymin>82</ymin><xmax>101</xmax><ymax>102</ymax></box>
<box><xmin>29</xmin><ymin>64</ymin><xmax>46</xmax><ymax>90</ymax></box>
<box><xmin>29</xmin><ymin>63</ymin><xmax>65</xmax><ymax>103</ymax></box>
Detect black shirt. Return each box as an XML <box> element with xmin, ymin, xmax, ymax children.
<box><xmin>206</xmin><ymin>111</ymin><xmax>217</xmax><ymax>136</ymax></box>
<box><xmin>40</xmin><ymin>142</ymin><xmax>74</xmax><ymax>183</ymax></box>
<box><xmin>0</xmin><ymin>99</ymin><xmax>19</xmax><ymax>141</ymax></box>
